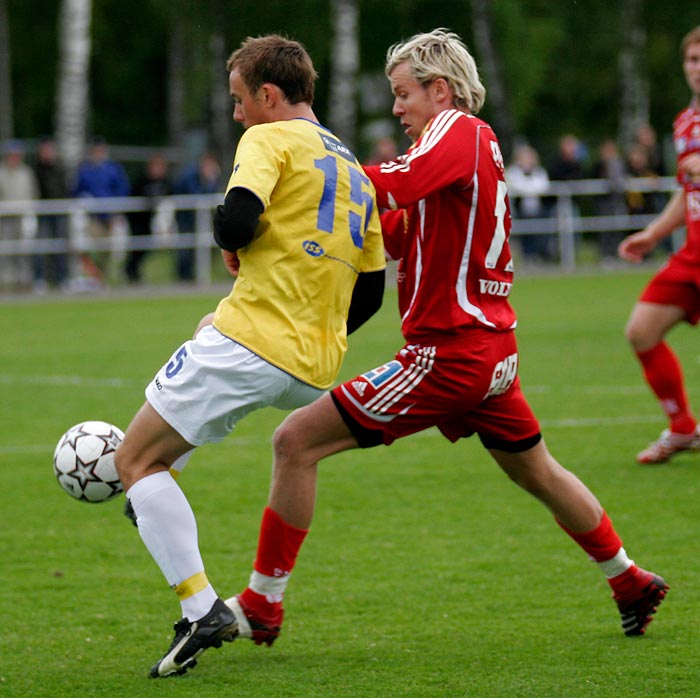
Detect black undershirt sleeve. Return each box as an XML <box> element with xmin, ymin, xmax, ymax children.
<box><xmin>346</xmin><ymin>269</ymin><xmax>385</xmax><ymax>335</ymax></box>
<box><xmin>213</xmin><ymin>187</ymin><xmax>264</xmax><ymax>251</ymax></box>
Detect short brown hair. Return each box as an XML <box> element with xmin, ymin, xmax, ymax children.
<box><xmin>681</xmin><ymin>26</ymin><xmax>700</xmax><ymax>58</ymax></box>
<box><xmin>226</xmin><ymin>34</ymin><xmax>318</xmax><ymax>105</ymax></box>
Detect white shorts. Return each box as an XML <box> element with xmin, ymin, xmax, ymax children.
<box><xmin>145</xmin><ymin>325</ymin><xmax>324</xmax><ymax>446</ymax></box>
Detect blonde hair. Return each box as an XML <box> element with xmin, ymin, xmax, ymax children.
<box><xmin>385</xmin><ymin>28</ymin><xmax>486</xmax><ymax>113</ymax></box>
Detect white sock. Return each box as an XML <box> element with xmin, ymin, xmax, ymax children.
<box><xmin>598</xmin><ymin>547</ymin><xmax>634</xmax><ymax>579</ymax></box>
<box><xmin>249</xmin><ymin>569</ymin><xmax>289</xmax><ymax>604</ymax></box>
<box><xmin>127</xmin><ymin>471</ymin><xmax>217</xmax><ymax>619</ymax></box>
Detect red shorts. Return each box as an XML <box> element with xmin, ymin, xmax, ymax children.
<box><xmin>640</xmin><ymin>255</ymin><xmax>700</xmax><ymax>325</ymax></box>
<box><xmin>331</xmin><ymin>329</ymin><xmax>541</xmax><ymax>450</ymax></box>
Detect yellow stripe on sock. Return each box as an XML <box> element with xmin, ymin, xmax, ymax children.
<box><xmin>169</xmin><ymin>467</ymin><xmax>180</xmax><ymax>480</ymax></box>
<box><xmin>173</xmin><ymin>572</ymin><xmax>209</xmax><ymax>600</ymax></box>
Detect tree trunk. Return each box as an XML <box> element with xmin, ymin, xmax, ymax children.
<box><xmin>55</xmin><ymin>0</ymin><xmax>92</xmax><ymax>177</ymax></box>
<box><xmin>328</xmin><ymin>0</ymin><xmax>359</xmax><ymax>149</ymax></box>
<box><xmin>470</xmin><ymin>0</ymin><xmax>515</xmax><ymax>160</ymax></box>
<box><xmin>0</xmin><ymin>0</ymin><xmax>13</xmax><ymax>140</ymax></box>
<box><xmin>209</xmin><ymin>30</ymin><xmax>231</xmax><ymax>165</ymax></box>
<box><xmin>167</xmin><ymin>15</ymin><xmax>186</xmax><ymax>154</ymax></box>
<box><xmin>618</xmin><ymin>0</ymin><xmax>648</xmax><ymax>146</ymax></box>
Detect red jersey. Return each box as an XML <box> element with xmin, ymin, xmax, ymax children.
<box><xmin>673</xmin><ymin>99</ymin><xmax>700</xmax><ymax>263</ymax></box>
<box><xmin>364</xmin><ymin>109</ymin><xmax>516</xmax><ymax>343</ymax></box>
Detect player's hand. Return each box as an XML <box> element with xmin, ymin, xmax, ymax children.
<box><xmin>679</xmin><ymin>153</ymin><xmax>700</xmax><ymax>183</ymax></box>
<box><xmin>618</xmin><ymin>230</ymin><xmax>656</xmax><ymax>263</ymax></box>
<box><xmin>221</xmin><ymin>249</ymin><xmax>240</xmax><ymax>277</ymax></box>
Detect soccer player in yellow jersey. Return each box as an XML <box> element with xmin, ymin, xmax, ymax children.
<box><xmin>114</xmin><ymin>35</ymin><xmax>385</xmax><ymax>678</ymax></box>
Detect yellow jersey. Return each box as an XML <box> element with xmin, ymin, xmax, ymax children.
<box><xmin>213</xmin><ymin>118</ymin><xmax>385</xmax><ymax>389</ymax></box>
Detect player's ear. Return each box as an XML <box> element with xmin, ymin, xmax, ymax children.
<box><xmin>260</xmin><ymin>83</ymin><xmax>279</xmax><ymax>108</ymax></box>
<box><xmin>431</xmin><ymin>77</ymin><xmax>452</xmax><ymax>105</ymax></box>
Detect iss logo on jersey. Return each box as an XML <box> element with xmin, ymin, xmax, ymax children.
<box><xmin>303</xmin><ymin>240</ymin><xmax>324</xmax><ymax>257</ymax></box>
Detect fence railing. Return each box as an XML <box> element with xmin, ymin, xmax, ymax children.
<box><xmin>507</xmin><ymin>175</ymin><xmax>678</xmax><ymax>270</ymax></box>
<box><xmin>0</xmin><ymin>176</ymin><xmax>681</xmax><ymax>289</ymax></box>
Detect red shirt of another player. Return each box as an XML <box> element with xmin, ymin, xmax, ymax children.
<box><xmin>673</xmin><ymin>100</ymin><xmax>700</xmax><ymax>263</ymax></box>
<box><xmin>365</xmin><ymin>109</ymin><xmax>517</xmax><ymax>343</ymax></box>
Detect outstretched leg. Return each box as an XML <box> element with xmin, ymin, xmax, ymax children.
<box><xmin>489</xmin><ymin>438</ymin><xmax>668</xmax><ymax>636</ymax></box>
<box><xmin>228</xmin><ymin>393</ymin><xmax>358</xmax><ymax>644</ymax></box>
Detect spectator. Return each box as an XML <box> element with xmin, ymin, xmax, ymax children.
<box><xmin>625</xmin><ymin>143</ymin><xmax>661</xmax><ymax>216</ymax></box>
<box><xmin>505</xmin><ymin>144</ymin><xmax>553</xmax><ymax>263</ymax></box>
<box><xmin>73</xmin><ymin>137</ymin><xmax>131</xmax><ymax>285</ymax></box>
<box><xmin>32</xmin><ymin>137</ymin><xmax>70</xmax><ymax>292</ymax></box>
<box><xmin>548</xmin><ymin>133</ymin><xmax>586</xmax><ymax>182</ymax></box>
<box><xmin>173</xmin><ymin>153</ymin><xmax>222</xmax><ymax>281</ymax></box>
<box><xmin>365</xmin><ymin>136</ymin><xmax>399</xmax><ymax>165</ymax></box>
<box><xmin>633</xmin><ymin>123</ymin><xmax>665</xmax><ymax>177</ymax></box>
<box><xmin>0</xmin><ymin>139</ymin><xmax>39</xmax><ymax>288</ymax></box>
<box><xmin>125</xmin><ymin>154</ymin><xmax>173</xmax><ymax>283</ymax></box>
<box><xmin>548</xmin><ymin>134</ymin><xmax>587</xmax><ymax>259</ymax></box>
<box><xmin>591</xmin><ymin>139</ymin><xmax>628</xmax><ymax>261</ymax></box>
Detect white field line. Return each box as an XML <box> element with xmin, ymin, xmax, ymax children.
<box><xmin>1</xmin><ymin>375</ymin><xmax>663</xmax><ymax>455</ymax></box>
<box><xmin>1</xmin><ymin>437</ymin><xmax>261</xmax><ymax>457</ymax></box>
<box><xmin>0</xmin><ymin>374</ymin><xmax>138</xmax><ymax>388</ymax></box>
<box><xmin>1</xmin><ymin>375</ymin><xmax>650</xmax><ymax>394</ymax></box>
<box><xmin>524</xmin><ymin>384</ymin><xmax>649</xmax><ymax>395</ymax></box>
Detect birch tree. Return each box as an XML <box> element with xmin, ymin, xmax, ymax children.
<box><xmin>470</xmin><ymin>0</ymin><xmax>515</xmax><ymax>159</ymax></box>
<box><xmin>0</xmin><ymin>0</ymin><xmax>12</xmax><ymax>141</ymax></box>
<box><xmin>328</xmin><ymin>0</ymin><xmax>359</xmax><ymax>149</ymax></box>
<box><xmin>167</xmin><ymin>14</ymin><xmax>186</xmax><ymax>151</ymax></box>
<box><xmin>618</xmin><ymin>0</ymin><xmax>648</xmax><ymax>146</ymax></box>
<box><xmin>55</xmin><ymin>0</ymin><xmax>92</xmax><ymax>175</ymax></box>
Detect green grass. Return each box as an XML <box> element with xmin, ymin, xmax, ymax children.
<box><xmin>2</xmin><ymin>270</ymin><xmax>699</xmax><ymax>697</ymax></box>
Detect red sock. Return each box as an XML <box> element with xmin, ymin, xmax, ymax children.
<box><xmin>253</xmin><ymin>506</ymin><xmax>308</xmax><ymax>578</ymax></box>
<box><xmin>557</xmin><ymin>511</ymin><xmax>622</xmax><ymax>562</ymax></box>
<box><xmin>637</xmin><ymin>343</ymin><xmax>696</xmax><ymax>434</ymax></box>
<box><xmin>240</xmin><ymin>507</ymin><xmax>308</xmax><ymax>619</ymax></box>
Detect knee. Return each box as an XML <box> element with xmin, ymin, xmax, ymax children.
<box><xmin>272</xmin><ymin>417</ymin><xmax>310</xmax><ymax>468</ymax></box>
<box><xmin>113</xmin><ymin>444</ymin><xmax>133</xmax><ymax>487</ymax></box>
<box><xmin>624</xmin><ymin>317</ymin><xmax>647</xmax><ymax>351</ymax></box>
<box><xmin>114</xmin><ymin>439</ymin><xmax>154</xmax><ymax>491</ymax></box>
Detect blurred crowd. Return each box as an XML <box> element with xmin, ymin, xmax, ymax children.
<box><xmin>505</xmin><ymin>124</ymin><xmax>669</xmax><ymax>266</ymax></box>
<box><xmin>0</xmin><ymin>137</ymin><xmax>223</xmax><ymax>292</ymax></box>
<box><xmin>0</xmin><ymin>125</ymin><xmax>672</xmax><ymax>293</ymax></box>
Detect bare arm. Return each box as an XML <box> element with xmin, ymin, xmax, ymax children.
<box><xmin>618</xmin><ymin>190</ymin><xmax>686</xmax><ymax>263</ymax></box>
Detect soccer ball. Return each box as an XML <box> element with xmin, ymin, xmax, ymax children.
<box><xmin>53</xmin><ymin>421</ymin><xmax>125</xmax><ymax>503</ymax></box>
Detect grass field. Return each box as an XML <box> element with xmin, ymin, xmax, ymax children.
<box><xmin>2</xmin><ymin>270</ymin><xmax>699</xmax><ymax>697</ymax></box>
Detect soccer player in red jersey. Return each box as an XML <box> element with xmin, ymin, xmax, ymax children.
<box><xmin>618</xmin><ymin>26</ymin><xmax>700</xmax><ymax>464</ymax></box>
<box><xmin>227</xmin><ymin>28</ymin><xmax>667</xmax><ymax>644</ymax></box>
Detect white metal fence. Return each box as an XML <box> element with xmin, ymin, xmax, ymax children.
<box><xmin>0</xmin><ymin>176</ymin><xmax>682</xmax><ymax>289</ymax></box>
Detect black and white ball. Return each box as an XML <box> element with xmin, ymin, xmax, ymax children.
<box><xmin>53</xmin><ymin>421</ymin><xmax>125</xmax><ymax>503</ymax></box>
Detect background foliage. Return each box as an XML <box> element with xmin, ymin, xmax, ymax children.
<box><xmin>5</xmin><ymin>0</ymin><xmax>696</xmax><ymax>162</ymax></box>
